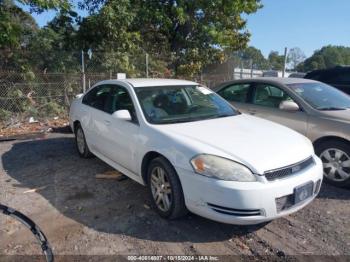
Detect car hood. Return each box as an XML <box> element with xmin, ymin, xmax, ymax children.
<box><xmin>155</xmin><ymin>114</ymin><xmax>314</xmax><ymax>174</ymax></box>
<box><xmin>319</xmin><ymin>109</ymin><xmax>350</xmax><ymax>123</ymax></box>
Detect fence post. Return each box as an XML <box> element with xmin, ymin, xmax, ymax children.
<box><xmin>146</xmin><ymin>53</ymin><xmax>149</xmax><ymax>78</ymax></box>
<box><xmin>250</xmin><ymin>59</ymin><xmax>253</xmax><ymax>78</ymax></box>
<box><xmin>81</xmin><ymin>50</ymin><xmax>86</xmax><ymax>93</ymax></box>
<box><xmin>240</xmin><ymin>61</ymin><xmax>243</xmax><ymax>79</ymax></box>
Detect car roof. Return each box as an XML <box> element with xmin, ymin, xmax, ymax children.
<box><xmin>99</xmin><ymin>78</ymin><xmax>199</xmax><ymax>88</ymax></box>
<box><xmin>307</xmin><ymin>66</ymin><xmax>350</xmax><ymax>73</ymax></box>
<box><xmin>250</xmin><ymin>77</ymin><xmax>317</xmax><ymax>84</ymax></box>
<box><xmin>214</xmin><ymin>77</ymin><xmax>318</xmax><ymax>90</ymax></box>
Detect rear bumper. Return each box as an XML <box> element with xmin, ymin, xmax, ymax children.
<box><xmin>176</xmin><ymin>156</ymin><xmax>323</xmax><ymax>225</ymax></box>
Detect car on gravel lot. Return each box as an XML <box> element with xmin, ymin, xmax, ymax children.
<box><xmin>215</xmin><ymin>77</ymin><xmax>350</xmax><ymax>188</ymax></box>
<box><xmin>69</xmin><ymin>78</ymin><xmax>323</xmax><ymax>225</ymax></box>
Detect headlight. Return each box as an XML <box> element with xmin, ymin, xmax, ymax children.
<box><xmin>190</xmin><ymin>154</ymin><xmax>256</xmax><ymax>182</ymax></box>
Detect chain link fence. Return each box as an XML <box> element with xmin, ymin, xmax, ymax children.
<box><xmin>0</xmin><ymin>50</ymin><xmax>263</xmax><ymax>129</ymax></box>
<box><xmin>0</xmin><ymin>71</ymin><xmax>112</xmax><ymax>128</ymax></box>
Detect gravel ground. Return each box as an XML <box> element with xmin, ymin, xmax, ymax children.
<box><xmin>0</xmin><ymin>133</ymin><xmax>349</xmax><ymax>260</ymax></box>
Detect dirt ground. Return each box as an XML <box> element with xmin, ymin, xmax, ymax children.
<box><xmin>0</xmin><ymin>132</ymin><xmax>349</xmax><ymax>260</ymax></box>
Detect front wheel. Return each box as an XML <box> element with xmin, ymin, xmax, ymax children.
<box><xmin>147</xmin><ymin>157</ymin><xmax>188</xmax><ymax>219</ymax></box>
<box><xmin>315</xmin><ymin>140</ymin><xmax>350</xmax><ymax>188</ymax></box>
<box><xmin>75</xmin><ymin>124</ymin><xmax>93</xmax><ymax>158</ymax></box>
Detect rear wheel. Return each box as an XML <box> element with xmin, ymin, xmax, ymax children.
<box><xmin>315</xmin><ymin>140</ymin><xmax>350</xmax><ymax>188</ymax></box>
<box><xmin>75</xmin><ymin>124</ymin><xmax>93</xmax><ymax>158</ymax></box>
<box><xmin>147</xmin><ymin>157</ymin><xmax>188</xmax><ymax>219</ymax></box>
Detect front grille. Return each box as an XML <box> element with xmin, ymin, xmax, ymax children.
<box><xmin>265</xmin><ymin>157</ymin><xmax>315</xmax><ymax>181</ymax></box>
<box><xmin>207</xmin><ymin>203</ymin><xmax>261</xmax><ymax>217</ymax></box>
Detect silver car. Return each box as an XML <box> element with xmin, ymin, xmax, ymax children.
<box><xmin>215</xmin><ymin>77</ymin><xmax>350</xmax><ymax>188</ymax></box>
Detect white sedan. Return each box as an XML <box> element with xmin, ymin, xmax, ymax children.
<box><xmin>69</xmin><ymin>78</ymin><xmax>323</xmax><ymax>225</ymax></box>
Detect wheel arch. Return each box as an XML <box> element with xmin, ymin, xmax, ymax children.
<box><xmin>313</xmin><ymin>136</ymin><xmax>350</xmax><ymax>150</ymax></box>
<box><xmin>141</xmin><ymin>151</ymin><xmax>173</xmax><ymax>185</ymax></box>
<box><xmin>73</xmin><ymin>120</ymin><xmax>81</xmax><ymax>134</ymax></box>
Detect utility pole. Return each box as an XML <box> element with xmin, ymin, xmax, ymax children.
<box><xmin>146</xmin><ymin>53</ymin><xmax>149</xmax><ymax>78</ymax></box>
<box><xmin>282</xmin><ymin>47</ymin><xmax>288</xmax><ymax>78</ymax></box>
<box><xmin>81</xmin><ymin>50</ymin><xmax>86</xmax><ymax>93</ymax></box>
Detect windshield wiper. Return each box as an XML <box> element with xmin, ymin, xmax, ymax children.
<box><xmin>158</xmin><ymin>114</ymin><xmax>234</xmax><ymax>124</ymax></box>
<box><xmin>216</xmin><ymin>114</ymin><xmax>233</xmax><ymax>118</ymax></box>
<box><xmin>317</xmin><ymin>107</ymin><xmax>347</xmax><ymax>111</ymax></box>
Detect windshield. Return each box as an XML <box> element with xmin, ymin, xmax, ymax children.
<box><xmin>135</xmin><ymin>85</ymin><xmax>238</xmax><ymax>124</ymax></box>
<box><xmin>287</xmin><ymin>82</ymin><xmax>350</xmax><ymax>110</ymax></box>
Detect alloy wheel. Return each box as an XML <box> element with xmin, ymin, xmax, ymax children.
<box><xmin>320</xmin><ymin>148</ymin><xmax>350</xmax><ymax>182</ymax></box>
<box><xmin>150</xmin><ymin>166</ymin><xmax>173</xmax><ymax>212</ymax></box>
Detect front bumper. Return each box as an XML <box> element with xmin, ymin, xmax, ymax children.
<box><xmin>177</xmin><ymin>155</ymin><xmax>323</xmax><ymax>225</ymax></box>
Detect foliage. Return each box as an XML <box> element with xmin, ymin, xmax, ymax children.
<box><xmin>17</xmin><ymin>0</ymin><xmax>70</xmax><ymax>13</ymax></box>
<box><xmin>235</xmin><ymin>46</ymin><xmax>269</xmax><ymax>70</ymax></box>
<box><xmin>0</xmin><ymin>0</ymin><xmax>38</xmax><ymax>71</ymax></box>
<box><xmin>0</xmin><ymin>0</ymin><xmax>68</xmax><ymax>50</ymax></box>
<box><xmin>1</xmin><ymin>0</ymin><xmax>263</xmax><ymax>78</ymax></box>
<box><xmin>40</xmin><ymin>100</ymin><xmax>66</xmax><ymax>117</ymax></box>
<box><xmin>0</xmin><ymin>108</ymin><xmax>11</xmax><ymax>121</ymax></box>
<box><xmin>297</xmin><ymin>45</ymin><xmax>350</xmax><ymax>72</ymax></box>
<box><xmin>268</xmin><ymin>51</ymin><xmax>286</xmax><ymax>71</ymax></box>
<box><xmin>132</xmin><ymin>0</ymin><xmax>262</xmax><ymax>76</ymax></box>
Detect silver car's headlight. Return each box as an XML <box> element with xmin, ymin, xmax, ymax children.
<box><xmin>190</xmin><ymin>154</ymin><xmax>256</xmax><ymax>182</ymax></box>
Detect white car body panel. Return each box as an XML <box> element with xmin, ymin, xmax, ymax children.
<box><xmin>69</xmin><ymin>78</ymin><xmax>323</xmax><ymax>225</ymax></box>
<box><xmin>153</xmin><ymin>114</ymin><xmax>314</xmax><ymax>174</ymax></box>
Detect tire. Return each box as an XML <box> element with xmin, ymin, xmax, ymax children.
<box><xmin>315</xmin><ymin>140</ymin><xmax>350</xmax><ymax>188</ymax></box>
<box><xmin>147</xmin><ymin>156</ymin><xmax>188</xmax><ymax>219</ymax></box>
<box><xmin>74</xmin><ymin>123</ymin><xmax>93</xmax><ymax>158</ymax></box>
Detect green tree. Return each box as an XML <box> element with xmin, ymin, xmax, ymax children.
<box><xmin>76</xmin><ymin>1</ymin><xmax>143</xmax><ymax>76</ymax></box>
<box><xmin>17</xmin><ymin>0</ymin><xmax>70</xmax><ymax>13</ymax></box>
<box><xmin>268</xmin><ymin>51</ymin><xmax>285</xmax><ymax>71</ymax></box>
<box><xmin>77</xmin><ymin>0</ymin><xmax>262</xmax><ymax>77</ymax></box>
<box><xmin>0</xmin><ymin>0</ymin><xmax>39</xmax><ymax>71</ymax></box>
<box><xmin>0</xmin><ymin>0</ymin><xmax>70</xmax><ymax>50</ymax></box>
<box><xmin>235</xmin><ymin>46</ymin><xmax>269</xmax><ymax>70</ymax></box>
<box><xmin>136</xmin><ymin>0</ymin><xmax>262</xmax><ymax>76</ymax></box>
<box><xmin>0</xmin><ymin>0</ymin><xmax>38</xmax><ymax>49</ymax></box>
<box><xmin>297</xmin><ymin>45</ymin><xmax>350</xmax><ymax>72</ymax></box>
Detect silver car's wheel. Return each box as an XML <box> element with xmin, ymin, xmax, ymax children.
<box><xmin>320</xmin><ymin>148</ymin><xmax>350</xmax><ymax>182</ymax></box>
<box><xmin>150</xmin><ymin>166</ymin><xmax>172</xmax><ymax>212</ymax></box>
<box><xmin>76</xmin><ymin>127</ymin><xmax>86</xmax><ymax>154</ymax></box>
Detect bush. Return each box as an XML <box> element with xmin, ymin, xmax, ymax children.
<box><xmin>41</xmin><ymin>101</ymin><xmax>66</xmax><ymax>117</ymax></box>
<box><xmin>0</xmin><ymin>108</ymin><xmax>11</xmax><ymax>122</ymax></box>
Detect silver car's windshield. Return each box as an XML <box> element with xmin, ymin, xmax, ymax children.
<box><xmin>288</xmin><ymin>82</ymin><xmax>350</xmax><ymax>110</ymax></box>
<box><xmin>135</xmin><ymin>85</ymin><xmax>238</xmax><ymax>124</ymax></box>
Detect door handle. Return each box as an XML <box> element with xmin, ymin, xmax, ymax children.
<box><xmin>104</xmin><ymin>120</ymin><xmax>111</xmax><ymax>125</ymax></box>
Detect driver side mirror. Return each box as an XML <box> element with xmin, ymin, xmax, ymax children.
<box><xmin>279</xmin><ymin>100</ymin><xmax>300</xmax><ymax>111</ymax></box>
<box><xmin>112</xmin><ymin>110</ymin><xmax>132</xmax><ymax>121</ymax></box>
